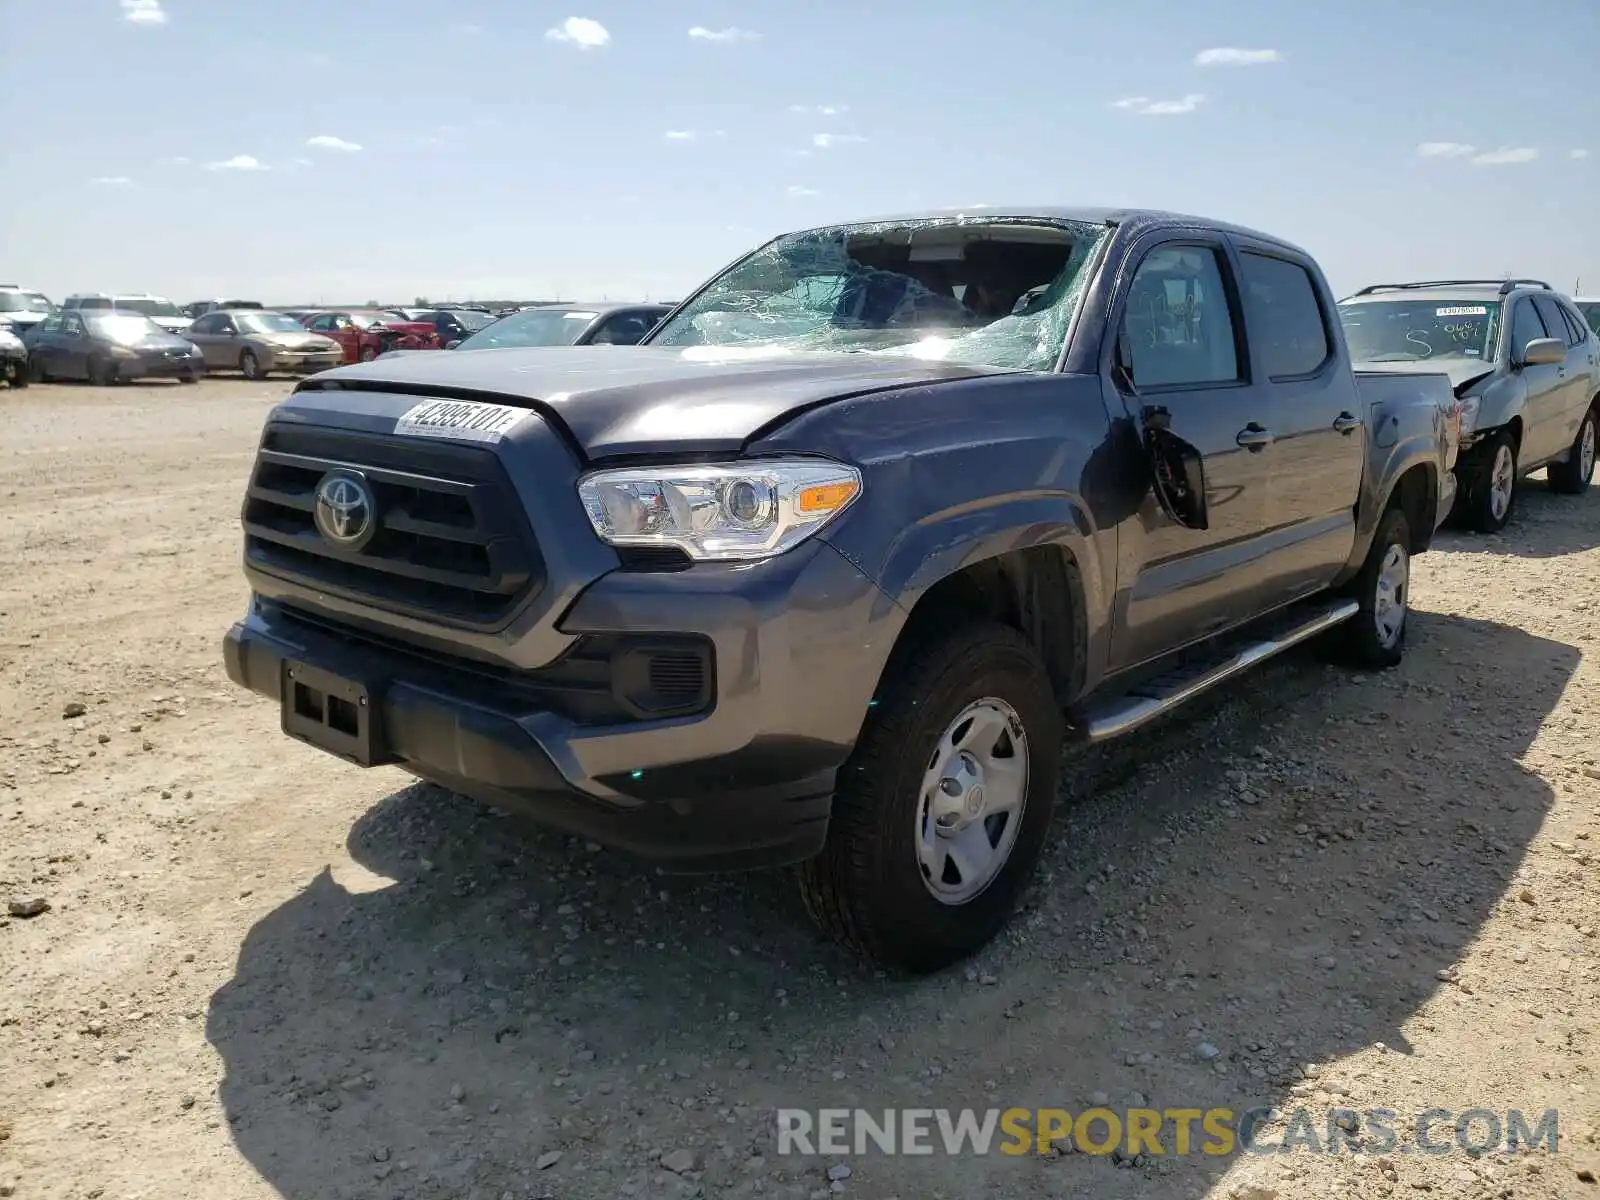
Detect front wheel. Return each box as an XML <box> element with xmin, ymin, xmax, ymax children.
<box><xmin>796</xmin><ymin>620</ymin><xmax>1063</xmax><ymax>974</ymax></box>
<box><xmin>1328</xmin><ymin>507</ymin><xmax>1410</xmax><ymax>669</ymax></box>
<box><xmin>27</xmin><ymin>355</ymin><xmax>48</xmax><ymax>384</ymax></box>
<box><xmin>358</xmin><ymin>344</ymin><xmax>378</xmax><ymax>362</ymax></box>
<box><xmin>1548</xmin><ymin>407</ymin><xmax>1597</xmax><ymax>495</ymax></box>
<box><xmin>4</xmin><ymin>358</ymin><xmax>26</xmax><ymax>388</ymax></box>
<box><xmin>1464</xmin><ymin>430</ymin><xmax>1518</xmax><ymax>533</ymax></box>
<box><xmin>239</xmin><ymin>349</ymin><xmax>263</xmax><ymax>380</ymax></box>
<box><xmin>87</xmin><ymin>355</ymin><xmax>117</xmax><ymax>386</ymax></box>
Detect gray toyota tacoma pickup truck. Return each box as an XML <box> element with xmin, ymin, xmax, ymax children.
<box><xmin>223</xmin><ymin>206</ymin><xmax>1459</xmax><ymax>972</ymax></box>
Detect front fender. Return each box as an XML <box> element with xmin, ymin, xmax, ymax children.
<box><xmin>1466</xmin><ymin>373</ymin><xmax>1526</xmax><ymax>440</ymax></box>
<box><xmin>1345</xmin><ymin>405</ymin><xmax>1445</xmax><ymax>573</ymax></box>
<box><xmin>752</xmin><ymin>372</ymin><xmax>1122</xmax><ymax>696</ymax></box>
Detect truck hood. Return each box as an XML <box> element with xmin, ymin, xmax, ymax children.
<box><xmin>1353</xmin><ymin>357</ymin><xmax>1493</xmax><ymax>392</ymax></box>
<box><xmin>296</xmin><ymin>345</ymin><xmax>1004</xmax><ymax>458</ymax></box>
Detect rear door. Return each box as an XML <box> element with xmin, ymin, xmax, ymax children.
<box><xmin>1106</xmin><ymin>235</ymin><xmax>1276</xmax><ymax>670</ymax></box>
<box><xmin>1234</xmin><ymin>243</ymin><xmax>1363</xmax><ymax>604</ymax></box>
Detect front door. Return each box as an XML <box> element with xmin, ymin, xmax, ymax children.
<box><xmin>1533</xmin><ymin>294</ymin><xmax>1591</xmax><ymax>458</ymax></box>
<box><xmin>1108</xmin><ymin>238</ymin><xmax>1276</xmax><ymax>671</ymax></box>
<box><xmin>1235</xmin><ymin>244</ymin><xmax>1364</xmax><ymax>604</ymax></box>
<box><xmin>1506</xmin><ymin>296</ymin><xmax>1567</xmax><ymax>463</ymax></box>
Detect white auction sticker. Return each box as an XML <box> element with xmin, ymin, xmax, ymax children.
<box><xmin>394</xmin><ymin>399</ymin><xmax>533</xmax><ymax>443</ymax></box>
<box><xmin>1435</xmin><ymin>306</ymin><xmax>1488</xmax><ymax>317</ymax></box>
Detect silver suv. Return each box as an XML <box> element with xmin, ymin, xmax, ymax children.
<box><xmin>1339</xmin><ymin>279</ymin><xmax>1600</xmax><ymax>532</ymax></box>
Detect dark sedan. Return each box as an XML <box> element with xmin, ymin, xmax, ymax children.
<box><xmin>454</xmin><ymin>302</ymin><xmax>670</xmax><ymax>350</ymax></box>
<box><xmin>414</xmin><ymin>307</ymin><xmax>500</xmax><ymax>347</ymax></box>
<box><xmin>24</xmin><ymin>311</ymin><xmax>205</xmax><ymax>384</ymax></box>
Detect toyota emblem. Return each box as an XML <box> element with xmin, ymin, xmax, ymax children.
<box><xmin>313</xmin><ymin>470</ymin><xmax>377</xmax><ymax>550</ymax></box>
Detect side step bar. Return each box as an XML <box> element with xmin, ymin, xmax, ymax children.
<box><xmin>1078</xmin><ymin>600</ymin><xmax>1359</xmax><ymax>744</ymax></box>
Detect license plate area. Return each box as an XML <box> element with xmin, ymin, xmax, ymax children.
<box><xmin>281</xmin><ymin>659</ymin><xmax>392</xmax><ymax>766</ymax></box>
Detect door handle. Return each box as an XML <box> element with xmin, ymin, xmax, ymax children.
<box><xmin>1236</xmin><ymin>424</ymin><xmax>1274</xmax><ymax>451</ymax></box>
<box><xmin>1333</xmin><ymin>412</ymin><xmax>1362</xmax><ymax>434</ymax></box>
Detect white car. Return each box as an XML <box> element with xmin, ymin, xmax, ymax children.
<box><xmin>0</xmin><ymin>325</ymin><xmax>28</xmax><ymax>387</ymax></box>
<box><xmin>62</xmin><ymin>292</ymin><xmax>193</xmax><ymax>334</ymax></box>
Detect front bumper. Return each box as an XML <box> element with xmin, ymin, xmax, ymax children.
<box><xmin>267</xmin><ymin>349</ymin><xmax>344</xmax><ymax>373</ymax></box>
<box><xmin>119</xmin><ymin>353</ymin><xmax>204</xmax><ymax>378</ymax></box>
<box><xmin>224</xmin><ymin>540</ymin><xmax>900</xmax><ymax>872</ymax></box>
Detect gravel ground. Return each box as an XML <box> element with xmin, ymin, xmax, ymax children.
<box><xmin>1</xmin><ymin>377</ymin><xmax>1597</xmax><ymax>1200</ymax></box>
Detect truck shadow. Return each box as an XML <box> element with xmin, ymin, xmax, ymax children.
<box><xmin>206</xmin><ymin>611</ymin><xmax>1577</xmax><ymax>1200</ymax></box>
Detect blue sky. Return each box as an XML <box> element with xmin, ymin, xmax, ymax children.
<box><xmin>7</xmin><ymin>0</ymin><xmax>1598</xmax><ymax>304</ymax></box>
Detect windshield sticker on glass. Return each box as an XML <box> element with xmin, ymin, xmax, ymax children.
<box><xmin>1436</xmin><ymin>306</ymin><xmax>1488</xmax><ymax>317</ymax></box>
<box><xmin>395</xmin><ymin>399</ymin><xmax>532</xmax><ymax>443</ymax></box>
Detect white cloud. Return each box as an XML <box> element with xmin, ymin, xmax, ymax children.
<box><xmin>1194</xmin><ymin>47</ymin><xmax>1281</xmax><ymax>67</ymax></box>
<box><xmin>120</xmin><ymin>0</ymin><xmax>167</xmax><ymax>25</ymax></box>
<box><xmin>157</xmin><ymin>155</ymin><xmax>191</xmax><ymax>166</ymax></box>
<box><xmin>1572</xmin><ymin>148</ymin><xmax>1592</xmax><ymax>160</ymax></box>
<box><xmin>811</xmin><ymin>133</ymin><xmax>866</xmax><ymax>149</ymax></box>
<box><xmin>1417</xmin><ymin>141</ymin><xmax>1476</xmax><ymax>159</ymax></box>
<box><xmin>1113</xmin><ymin>94</ymin><xmax>1205</xmax><ymax>116</ymax></box>
<box><xmin>789</xmin><ymin>104</ymin><xmax>848</xmax><ymax>117</ymax></box>
<box><xmin>545</xmin><ymin>17</ymin><xmax>610</xmax><ymax>49</ymax></box>
<box><xmin>306</xmin><ymin>135</ymin><xmax>362</xmax><ymax>152</ymax></box>
<box><xmin>688</xmin><ymin>25</ymin><xmax>759</xmax><ymax>42</ymax></box>
<box><xmin>90</xmin><ymin>176</ymin><xmax>132</xmax><ymax>186</ymax></box>
<box><xmin>787</xmin><ymin>185</ymin><xmax>819</xmax><ymax>196</ymax></box>
<box><xmin>1470</xmin><ymin>147</ymin><xmax>1539</xmax><ymax>166</ymax></box>
<box><xmin>207</xmin><ymin>155</ymin><xmax>269</xmax><ymax>171</ymax></box>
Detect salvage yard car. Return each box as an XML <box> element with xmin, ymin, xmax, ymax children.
<box><xmin>62</xmin><ymin>292</ymin><xmax>193</xmax><ymax>334</ymax></box>
<box><xmin>300</xmin><ymin>308</ymin><xmax>441</xmax><ymax>362</ymax></box>
<box><xmin>24</xmin><ymin>310</ymin><xmax>204</xmax><ymax>384</ymax></box>
<box><xmin>185</xmin><ymin>309</ymin><xmax>344</xmax><ymax>379</ymax></box>
<box><xmin>1339</xmin><ymin>280</ymin><xmax>1600</xmax><ymax>532</ymax></box>
<box><xmin>0</xmin><ymin>326</ymin><xmax>28</xmax><ymax>387</ymax></box>
<box><xmin>452</xmin><ymin>302</ymin><xmax>671</xmax><ymax>349</ymax></box>
<box><xmin>222</xmin><ymin>206</ymin><xmax>1459</xmax><ymax>972</ymax></box>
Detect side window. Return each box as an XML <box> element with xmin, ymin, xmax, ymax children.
<box><xmin>38</xmin><ymin>315</ymin><xmax>61</xmax><ymax>334</ymax></box>
<box><xmin>218</xmin><ymin>316</ymin><xmax>238</xmax><ymax>334</ymax></box>
<box><xmin>1532</xmin><ymin>296</ymin><xmax>1574</xmax><ymax>348</ymax></box>
<box><xmin>1238</xmin><ymin>252</ymin><xmax>1331</xmax><ymax>378</ymax></box>
<box><xmin>1557</xmin><ymin>302</ymin><xmax>1589</xmax><ymax>347</ymax></box>
<box><xmin>1509</xmin><ymin>299</ymin><xmax>1548</xmax><ymax>357</ymax></box>
<box><xmin>593</xmin><ymin>312</ymin><xmax>655</xmax><ymax>345</ymax></box>
<box><xmin>1120</xmin><ymin>245</ymin><xmax>1241</xmax><ymax>388</ymax></box>
<box><xmin>63</xmin><ymin>314</ymin><xmax>85</xmax><ymax>337</ymax></box>
<box><xmin>309</xmin><ymin>314</ymin><xmax>334</xmax><ymax>332</ymax></box>
<box><xmin>191</xmin><ymin>314</ymin><xmax>220</xmax><ymax>334</ymax></box>
<box><xmin>1580</xmin><ymin>303</ymin><xmax>1600</xmax><ymax>337</ymax></box>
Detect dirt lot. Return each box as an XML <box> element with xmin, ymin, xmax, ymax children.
<box><xmin>1</xmin><ymin>377</ymin><xmax>1597</xmax><ymax>1200</ymax></box>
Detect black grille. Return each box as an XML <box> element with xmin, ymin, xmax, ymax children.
<box><xmin>242</xmin><ymin>424</ymin><xmax>544</xmax><ymax>628</ymax></box>
<box><xmin>272</xmin><ymin>603</ymin><xmax>713</xmax><ymax>725</ymax></box>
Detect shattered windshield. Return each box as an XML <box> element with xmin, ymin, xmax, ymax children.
<box><xmin>1338</xmin><ymin>299</ymin><xmax>1501</xmax><ymax>364</ymax></box>
<box><xmin>648</xmin><ymin>217</ymin><xmax>1110</xmax><ymax>372</ymax></box>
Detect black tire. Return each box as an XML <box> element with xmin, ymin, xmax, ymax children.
<box><xmin>239</xmin><ymin>349</ymin><xmax>262</xmax><ymax>380</ymax></box>
<box><xmin>1548</xmin><ymin>405</ymin><xmax>1597</xmax><ymax>495</ymax></box>
<box><xmin>4</xmin><ymin>359</ymin><xmax>26</xmax><ymax>388</ymax></box>
<box><xmin>178</xmin><ymin>371</ymin><xmax>198</xmax><ymax>384</ymax></box>
<box><xmin>87</xmin><ymin>355</ymin><xmax>117</xmax><ymax>386</ymax></box>
<box><xmin>358</xmin><ymin>344</ymin><xmax>378</xmax><ymax>362</ymax></box>
<box><xmin>1463</xmin><ymin>428</ymin><xmax>1517</xmax><ymax>533</ymax></box>
<box><xmin>1328</xmin><ymin>507</ymin><xmax>1410</xmax><ymax>670</ymax></box>
<box><xmin>27</xmin><ymin>355</ymin><xmax>48</xmax><ymax>384</ymax></box>
<box><xmin>796</xmin><ymin>620</ymin><xmax>1063</xmax><ymax>974</ymax></box>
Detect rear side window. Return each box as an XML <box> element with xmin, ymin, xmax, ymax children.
<box><xmin>1580</xmin><ymin>303</ymin><xmax>1600</xmax><ymax>336</ymax></box>
<box><xmin>1239</xmin><ymin>252</ymin><xmax>1330</xmax><ymax>378</ymax></box>
<box><xmin>1557</xmin><ymin>302</ymin><xmax>1590</xmax><ymax>347</ymax></box>
<box><xmin>1509</xmin><ymin>299</ymin><xmax>1549</xmax><ymax>355</ymax></box>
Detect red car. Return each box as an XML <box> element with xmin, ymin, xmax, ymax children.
<box><xmin>299</xmin><ymin>309</ymin><xmax>441</xmax><ymax>363</ymax></box>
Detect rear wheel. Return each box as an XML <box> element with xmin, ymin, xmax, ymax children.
<box><xmin>1548</xmin><ymin>406</ymin><xmax>1597</xmax><ymax>495</ymax></box>
<box><xmin>796</xmin><ymin>620</ymin><xmax>1062</xmax><ymax>973</ymax></box>
<box><xmin>1464</xmin><ymin>429</ymin><xmax>1517</xmax><ymax>533</ymax></box>
<box><xmin>358</xmin><ymin>344</ymin><xmax>378</xmax><ymax>362</ymax></box>
<box><xmin>239</xmin><ymin>349</ymin><xmax>263</xmax><ymax>380</ymax></box>
<box><xmin>1329</xmin><ymin>507</ymin><xmax>1410</xmax><ymax>669</ymax></box>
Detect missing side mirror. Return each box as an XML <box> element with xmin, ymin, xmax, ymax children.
<box><xmin>1141</xmin><ymin>405</ymin><xmax>1209</xmax><ymax>530</ymax></box>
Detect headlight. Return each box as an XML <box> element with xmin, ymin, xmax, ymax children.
<box><xmin>578</xmin><ymin>458</ymin><xmax>862</xmax><ymax>561</ymax></box>
<box><xmin>1458</xmin><ymin>394</ymin><xmax>1480</xmax><ymax>434</ymax></box>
